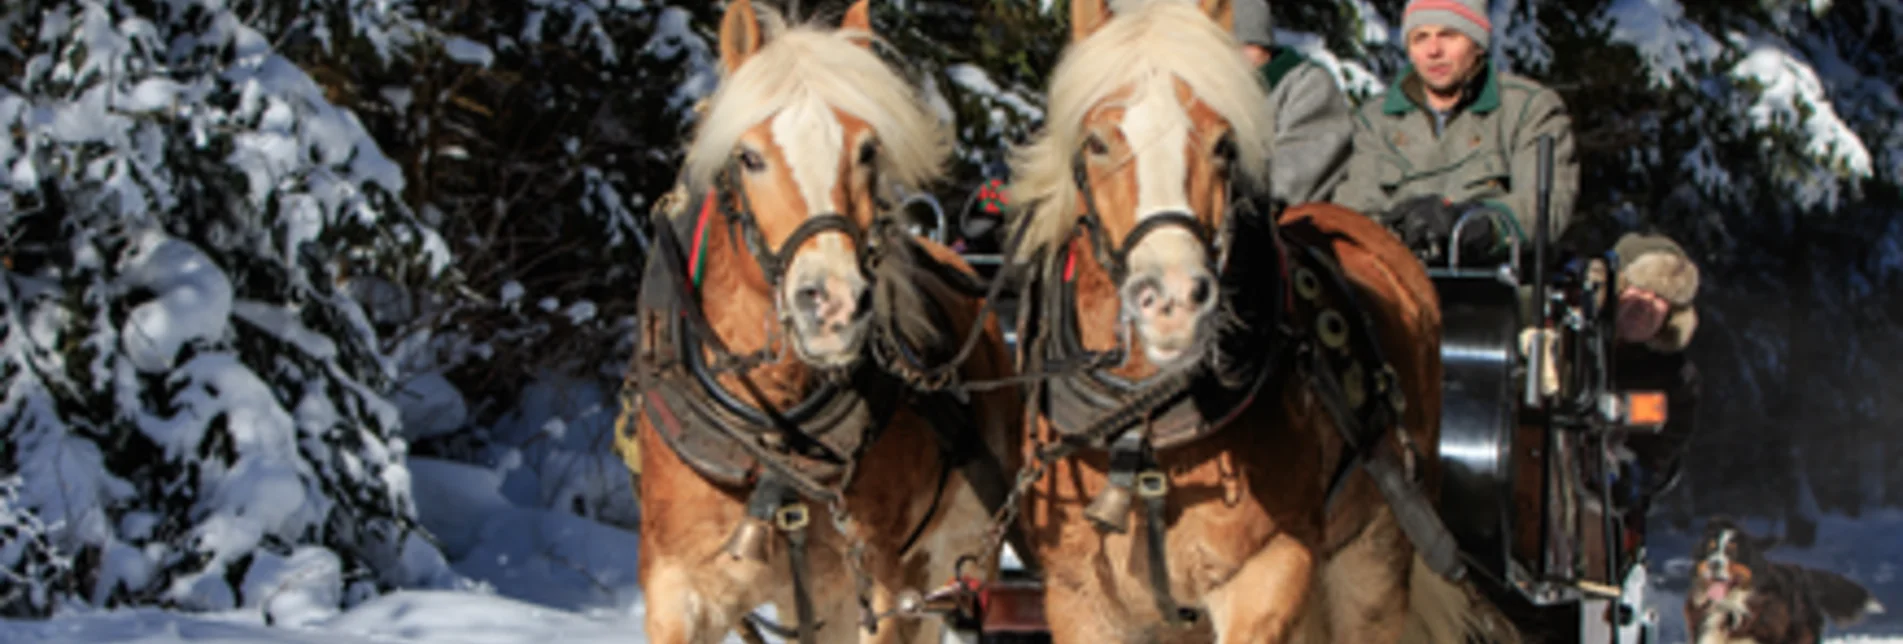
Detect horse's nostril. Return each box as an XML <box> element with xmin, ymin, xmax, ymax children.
<box><xmin>795</xmin><ymin>285</ymin><xmax>826</xmax><ymax>313</ymax></box>
<box><xmin>1124</xmin><ymin>277</ymin><xmax>1162</xmax><ymax>311</ymax></box>
<box><xmin>1189</xmin><ymin>276</ymin><xmax>1214</xmax><ymax>307</ymax></box>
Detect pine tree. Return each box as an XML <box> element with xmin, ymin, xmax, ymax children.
<box><xmin>1</xmin><ymin>0</ymin><xmax>458</xmax><ymax>616</ymax></box>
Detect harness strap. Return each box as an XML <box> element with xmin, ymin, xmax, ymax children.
<box><xmin>1142</xmin><ymin>475</ymin><xmax>1187</xmax><ymax>625</ymax></box>
<box><xmin>785</xmin><ymin>527</ymin><xmax>820</xmax><ymax>644</ymax></box>
<box><xmin>1303</xmin><ymin>343</ymin><xmax>1465</xmax><ymax>580</ymax></box>
<box><xmin>737</xmin><ymin>477</ymin><xmax>824</xmax><ymax>644</ymax></box>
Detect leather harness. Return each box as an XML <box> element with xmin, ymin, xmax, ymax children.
<box><xmin>1011</xmin><ymin>153</ymin><xmax>1468</xmax><ymax>625</ymax></box>
<box><xmin>624</xmin><ymin>161</ymin><xmax>1024</xmax><ymax>642</ymax></box>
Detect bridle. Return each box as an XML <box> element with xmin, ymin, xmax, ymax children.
<box><xmin>711</xmin><ymin>159</ymin><xmax>879</xmax><ymax>320</ymax></box>
<box><xmin>1058</xmin><ymin>145</ymin><xmax>1282</xmax><ymax>368</ymax></box>
<box><xmin>1068</xmin><ymin>149</ymin><xmax>1226</xmax><ymax>287</ymax></box>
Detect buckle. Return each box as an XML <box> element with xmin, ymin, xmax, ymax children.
<box><xmin>775</xmin><ymin>502</ymin><xmax>811</xmax><ymax>532</ymax></box>
<box><xmin>1135</xmin><ymin>470</ymin><xmax>1169</xmax><ymax>498</ymax></box>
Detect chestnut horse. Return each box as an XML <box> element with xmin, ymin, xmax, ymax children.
<box><xmin>619</xmin><ymin>1</ymin><xmax>1021</xmax><ymax>642</ymax></box>
<box><xmin>1002</xmin><ymin>1</ymin><xmax>1516</xmax><ymax>642</ymax></box>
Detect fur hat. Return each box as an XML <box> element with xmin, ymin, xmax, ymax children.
<box><xmin>1403</xmin><ymin>0</ymin><xmax>1491</xmax><ymax>50</ymax></box>
<box><xmin>1620</xmin><ymin>250</ymin><xmax>1702</xmax><ymax>353</ymax></box>
<box><xmin>1620</xmin><ymin>251</ymin><xmax>1700</xmax><ymax>307</ymax></box>
<box><xmin>1233</xmin><ymin>0</ymin><xmax>1273</xmax><ymax>48</ymax></box>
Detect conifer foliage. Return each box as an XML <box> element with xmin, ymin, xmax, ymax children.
<box><xmin>1</xmin><ymin>0</ymin><xmax>456</xmax><ymax>617</ymax></box>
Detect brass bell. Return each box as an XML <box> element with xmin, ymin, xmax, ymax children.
<box><xmin>1085</xmin><ymin>484</ymin><xmax>1136</xmax><ymax>534</ymax></box>
<box><xmin>722</xmin><ymin>519</ymin><xmax>772</xmax><ymax>563</ymax></box>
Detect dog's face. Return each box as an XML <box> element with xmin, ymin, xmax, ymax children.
<box><xmin>1691</xmin><ymin>518</ymin><xmax>1773</xmax><ymax>608</ymax></box>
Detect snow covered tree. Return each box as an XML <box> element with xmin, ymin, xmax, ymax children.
<box><xmin>0</xmin><ymin>0</ymin><xmax>459</xmax><ymax>617</ymax></box>
<box><xmin>291</xmin><ymin>0</ymin><xmax>727</xmax><ymax>529</ymax></box>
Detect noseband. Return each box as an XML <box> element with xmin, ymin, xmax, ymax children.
<box><xmin>713</xmin><ymin>160</ymin><xmax>879</xmax><ymax>295</ymax></box>
<box><xmin>1066</xmin><ymin>149</ymin><xmax>1263</xmax><ymax>288</ymax></box>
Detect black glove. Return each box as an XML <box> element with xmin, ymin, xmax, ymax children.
<box><xmin>1380</xmin><ymin>196</ymin><xmax>1503</xmax><ymax>264</ymax></box>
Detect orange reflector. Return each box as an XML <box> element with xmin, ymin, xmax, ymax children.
<box><xmin>1626</xmin><ymin>391</ymin><xmax>1668</xmax><ymax>426</ymax></box>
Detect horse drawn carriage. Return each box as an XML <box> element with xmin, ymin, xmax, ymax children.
<box><xmin>911</xmin><ymin>140</ymin><xmax>1673</xmax><ymax>643</ymax></box>
<box><xmin>621</xmin><ymin>1</ymin><xmax>1677</xmax><ymax>642</ymax></box>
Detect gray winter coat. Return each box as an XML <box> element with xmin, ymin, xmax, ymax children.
<box><xmin>1335</xmin><ymin>64</ymin><xmax>1580</xmax><ymax>244</ymax></box>
<box><xmin>1259</xmin><ymin>46</ymin><xmax>1354</xmax><ymax>206</ymax></box>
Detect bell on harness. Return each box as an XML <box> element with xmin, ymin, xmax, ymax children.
<box><xmin>1084</xmin><ymin>430</ymin><xmax>1156</xmax><ymax>533</ymax></box>
<box><xmin>723</xmin><ymin>476</ymin><xmax>808</xmax><ymax>563</ymax></box>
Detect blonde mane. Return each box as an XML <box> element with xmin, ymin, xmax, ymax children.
<box><xmin>1007</xmin><ymin>1</ymin><xmax>1273</xmax><ymax>260</ymax></box>
<box><xmin>681</xmin><ymin>8</ymin><xmax>949</xmax><ymax>203</ymax></box>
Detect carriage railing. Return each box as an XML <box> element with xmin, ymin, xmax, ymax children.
<box><xmin>1425</xmin><ymin>139</ymin><xmax>1670</xmax><ymax>636</ymax></box>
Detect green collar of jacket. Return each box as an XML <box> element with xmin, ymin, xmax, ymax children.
<box><xmin>1258</xmin><ymin>45</ymin><xmax>1310</xmax><ymax>90</ymax></box>
<box><xmin>1381</xmin><ymin>63</ymin><xmax>1501</xmax><ymax>115</ymax></box>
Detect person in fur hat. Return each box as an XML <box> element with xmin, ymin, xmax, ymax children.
<box><xmin>1607</xmin><ymin>231</ymin><xmax>1704</xmax><ymax>512</ymax></box>
<box><xmin>1336</xmin><ymin>0</ymin><xmax>1707</xmax><ymax>531</ymax></box>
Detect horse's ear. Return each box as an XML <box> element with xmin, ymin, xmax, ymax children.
<box><xmin>719</xmin><ymin>0</ymin><xmax>763</xmax><ymax>75</ymax></box>
<box><xmin>1200</xmin><ymin>0</ymin><xmax>1235</xmax><ymax>32</ymax></box>
<box><xmin>1071</xmin><ymin>0</ymin><xmax>1112</xmax><ymax>42</ymax></box>
<box><xmin>840</xmin><ymin>0</ymin><xmax>873</xmax><ymax>48</ymax></box>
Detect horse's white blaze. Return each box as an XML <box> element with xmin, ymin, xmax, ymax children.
<box><xmin>1121</xmin><ymin>72</ymin><xmax>1206</xmax><ymax>277</ymax></box>
<box><xmin>770</xmin><ymin>97</ymin><xmax>859</xmax><ymax>276</ymax></box>
<box><xmin>772</xmin><ymin>97</ymin><xmax>845</xmax><ymax>218</ymax></box>
<box><xmin>1123</xmin><ymin>73</ymin><xmax>1192</xmax><ymax>219</ymax></box>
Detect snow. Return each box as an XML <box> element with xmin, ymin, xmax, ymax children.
<box><xmin>117</xmin><ymin>230</ymin><xmax>235</xmax><ymax>373</ymax></box>
<box><xmin>1275</xmin><ymin>29</ymin><xmax>1388</xmax><ymax>100</ymax></box>
<box><xmin>442</xmin><ymin>36</ymin><xmax>495</xmax><ymax>68</ymax></box>
<box><xmin>392</xmin><ymin>373</ymin><xmax>469</xmax><ymax>440</ymax></box>
<box><xmin>1731</xmin><ymin>42</ymin><xmax>1875</xmax><ymax>208</ymax></box>
<box><xmin>644</xmin><ymin>7</ymin><xmax>718</xmax><ymax>114</ymax></box>
<box><xmin>946</xmin><ymin>64</ymin><xmax>1045</xmax><ymax>123</ymax></box>
<box><xmin>1601</xmin><ymin>0</ymin><xmax>1726</xmax><ymax>88</ymax></box>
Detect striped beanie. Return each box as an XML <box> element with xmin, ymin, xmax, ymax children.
<box><xmin>1403</xmin><ymin>0</ymin><xmax>1491</xmax><ymax>50</ymax></box>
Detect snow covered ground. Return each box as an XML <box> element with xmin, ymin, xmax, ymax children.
<box><xmin>5</xmin><ymin>464</ymin><xmax>1899</xmax><ymax>644</ymax></box>
<box><xmin>0</xmin><ymin>375</ymin><xmax>1897</xmax><ymax>644</ymax></box>
<box><xmin>0</xmin><ymin>450</ymin><xmax>755</xmax><ymax>643</ymax></box>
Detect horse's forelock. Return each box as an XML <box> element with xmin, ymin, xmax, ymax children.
<box><xmin>1008</xmin><ymin>1</ymin><xmax>1272</xmax><ymax>261</ymax></box>
<box><xmin>682</xmin><ymin>21</ymin><xmax>949</xmax><ymax>203</ymax></box>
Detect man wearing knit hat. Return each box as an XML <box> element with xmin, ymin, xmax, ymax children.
<box><xmin>1335</xmin><ymin>0</ymin><xmax>1703</xmax><ymax>356</ymax></box>
<box><xmin>1231</xmin><ymin>0</ymin><xmax>1354</xmax><ymax>206</ymax></box>
<box><xmin>1336</xmin><ymin>0</ymin><xmax>1570</xmax><ymax>259</ymax></box>
<box><xmin>1336</xmin><ymin>0</ymin><xmax>1708</xmax><ymax>553</ymax></box>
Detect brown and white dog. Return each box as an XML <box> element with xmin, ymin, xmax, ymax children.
<box><xmin>1687</xmin><ymin>517</ymin><xmax>1885</xmax><ymax>644</ymax></box>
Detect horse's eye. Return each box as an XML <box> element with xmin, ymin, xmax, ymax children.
<box><xmin>738</xmin><ymin>148</ymin><xmax>767</xmax><ymax>172</ymax></box>
<box><xmin>858</xmin><ymin>140</ymin><xmax>879</xmax><ymax>166</ymax></box>
<box><xmin>1214</xmin><ymin>133</ymin><xmax>1238</xmax><ymax>164</ymax></box>
<box><xmin>1084</xmin><ymin>134</ymin><xmax>1110</xmax><ymax>157</ymax></box>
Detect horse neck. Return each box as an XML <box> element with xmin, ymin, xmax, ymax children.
<box><xmin>694</xmin><ymin>207</ymin><xmax>816</xmax><ymax>396</ymax></box>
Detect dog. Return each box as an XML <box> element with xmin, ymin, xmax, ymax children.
<box><xmin>1686</xmin><ymin>517</ymin><xmax>1886</xmax><ymax>643</ymax></box>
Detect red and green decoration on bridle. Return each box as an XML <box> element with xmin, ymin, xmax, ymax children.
<box><xmin>975</xmin><ymin>178</ymin><xmax>1009</xmax><ymax>216</ymax></box>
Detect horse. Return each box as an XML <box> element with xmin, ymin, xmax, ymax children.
<box><xmin>1000</xmin><ymin>0</ymin><xmax>1517</xmax><ymax>641</ymax></box>
<box><xmin>617</xmin><ymin>1</ymin><xmax>1022</xmax><ymax>642</ymax></box>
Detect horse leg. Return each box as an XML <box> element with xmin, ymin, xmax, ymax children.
<box><xmin>1199</xmin><ymin>532</ymin><xmax>1318</xmax><ymax>644</ymax></box>
<box><xmin>638</xmin><ymin>424</ymin><xmax>812</xmax><ymax>644</ymax></box>
<box><xmin>1317</xmin><ymin>508</ymin><xmax>1414</xmax><ymax>643</ymax></box>
<box><xmin>1041</xmin><ymin>564</ymin><xmax>1141</xmax><ymax>644</ymax></box>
